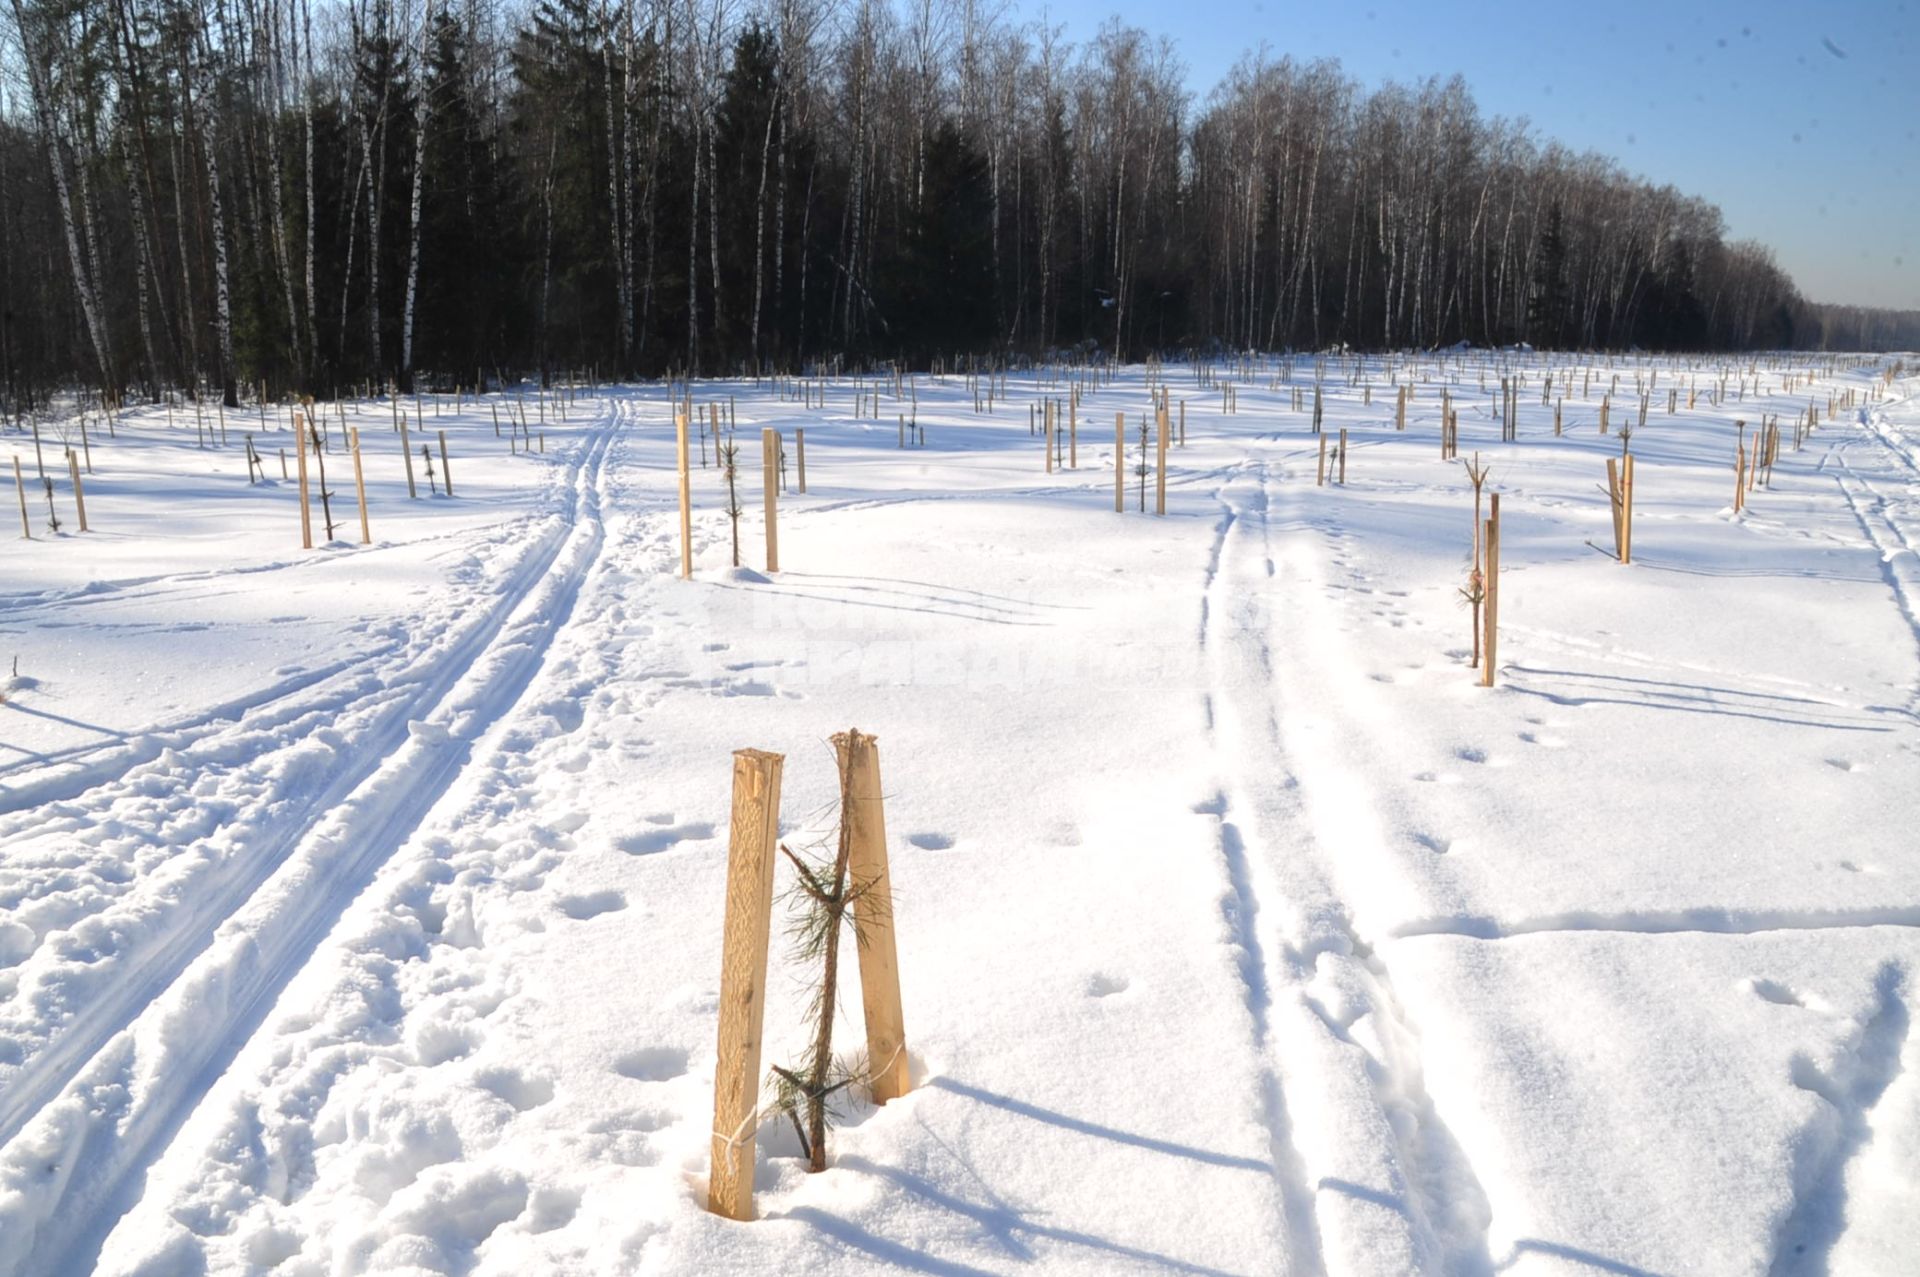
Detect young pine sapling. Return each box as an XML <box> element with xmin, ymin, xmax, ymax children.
<box><xmin>767</xmin><ymin>737</ymin><xmax>887</xmax><ymax>1172</ymax></box>
<box><xmin>720</xmin><ymin>434</ymin><xmax>743</xmax><ymax>567</ymax></box>
<box><xmin>1463</xmin><ymin>454</ymin><xmax>1492</xmax><ymax>667</ymax></box>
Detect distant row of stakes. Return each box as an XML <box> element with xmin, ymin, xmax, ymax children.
<box><xmin>7</xmin><ymin>375</ymin><xmax>595</xmax><ymax>544</ymax></box>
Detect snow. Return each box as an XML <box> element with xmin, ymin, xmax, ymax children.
<box><xmin>2</xmin><ymin>354</ymin><xmax>1916</xmax><ymax>1276</ymax></box>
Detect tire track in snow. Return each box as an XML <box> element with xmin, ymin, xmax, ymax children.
<box><xmin>0</xmin><ymin>399</ymin><xmax>624</xmax><ymax>1277</ymax></box>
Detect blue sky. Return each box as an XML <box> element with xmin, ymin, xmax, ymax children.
<box><xmin>1027</xmin><ymin>0</ymin><xmax>1918</xmax><ymax>310</ymax></box>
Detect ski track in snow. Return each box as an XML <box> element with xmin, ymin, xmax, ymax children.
<box><xmin>1831</xmin><ymin>429</ymin><xmax>1920</xmax><ymax>722</ymax></box>
<box><xmin>1198</xmin><ymin>450</ymin><xmax>1497</xmax><ymax>1276</ymax></box>
<box><xmin>0</xmin><ymin>398</ymin><xmax>622</xmax><ymax>1275</ymax></box>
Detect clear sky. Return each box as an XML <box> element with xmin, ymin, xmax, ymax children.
<box><xmin>1025</xmin><ymin>0</ymin><xmax>1919</xmax><ymax>310</ymax></box>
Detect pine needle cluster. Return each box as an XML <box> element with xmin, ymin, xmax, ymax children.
<box><xmin>766</xmin><ymin>736</ymin><xmax>890</xmax><ymax>1173</ymax></box>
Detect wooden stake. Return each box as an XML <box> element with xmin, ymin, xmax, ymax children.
<box><xmin>13</xmin><ymin>456</ymin><xmax>28</xmax><ymax>538</ymax></box>
<box><xmin>399</xmin><ymin>412</ymin><xmax>417</xmax><ymax>498</ymax></box>
<box><xmin>1338</xmin><ymin>428</ymin><xmax>1348</xmax><ymax>485</ymax></box>
<box><xmin>796</xmin><ymin>428</ymin><xmax>807</xmax><ymax>494</ymax></box>
<box><xmin>762</xmin><ymin>428</ymin><xmax>780</xmax><ymax>572</ymax></box>
<box><xmin>351</xmin><ymin>427</ymin><xmax>371</xmax><ymax>545</ymax></box>
<box><xmin>708</xmin><ymin>748</ymin><xmax>785</xmax><ymax>1222</ymax></box>
<box><xmin>1114</xmin><ymin>413</ymin><xmax>1125</xmax><ymax>513</ymax></box>
<box><xmin>833</xmin><ymin>730</ymin><xmax>910</xmax><ymax>1104</ymax></box>
<box><xmin>1317</xmin><ymin>434</ymin><xmax>1328</xmax><ymax>486</ymax></box>
<box><xmin>1607</xmin><ymin>457</ymin><xmax>1624</xmax><ymax>559</ymax></box>
<box><xmin>1621</xmin><ymin>454</ymin><xmax>1634</xmax><ymax>564</ymax></box>
<box><xmin>1155</xmin><ymin>408</ymin><xmax>1168</xmax><ymax>516</ymax></box>
<box><xmin>1481</xmin><ymin>494</ymin><xmax>1500</xmax><ymax>688</ymax></box>
<box><xmin>296</xmin><ymin>431</ymin><xmax>313</xmax><ymax>549</ymax></box>
<box><xmin>677</xmin><ymin>413</ymin><xmax>693</xmax><ymax>579</ymax></box>
<box><xmin>438</xmin><ymin>430</ymin><xmax>453</xmax><ymax>496</ymax></box>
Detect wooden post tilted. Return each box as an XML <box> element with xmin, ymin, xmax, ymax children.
<box><xmin>351</xmin><ymin>427</ymin><xmax>372</xmax><ymax>545</ymax></box>
<box><xmin>399</xmin><ymin>412</ymin><xmax>418</xmax><ymax>499</ymax></box>
<box><xmin>13</xmin><ymin>456</ymin><xmax>29</xmax><ymax>539</ymax></box>
<box><xmin>66</xmin><ymin>452</ymin><xmax>87</xmax><ymax>532</ymax></box>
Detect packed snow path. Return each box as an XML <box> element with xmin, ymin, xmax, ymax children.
<box><xmin>2</xmin><ymin>356</ymin><xmax>1916</xmax><ymax>1276</ymax></box>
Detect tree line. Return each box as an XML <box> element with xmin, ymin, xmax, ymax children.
<box><xmin>2</xmin><ymin>0</ymin><xmax>1914</xmax><ymax>408</ymax></box>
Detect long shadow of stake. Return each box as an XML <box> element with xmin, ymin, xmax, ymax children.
<box><xmin>790</xmin><ymin>1152</ymin><xmax>1252</xmax><ymax>1277</ymax></box>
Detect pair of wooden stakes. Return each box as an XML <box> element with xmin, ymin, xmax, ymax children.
<box><xmin>676</xmin><ymin>413</ymin><xmax>804</xmax><ymax>578</ymax></box>
<box><xmin>1113</xmin><ymin>410</ymin><xmax>1172</xmax><ymax>515</ymax></box>
<box><xmin>708</xmin><ymin>732</ymin><xmax>911</xmax><ymax>1222</ymax></box>
<box><xmin>12</xmin><ymin>451</ymin><xmax>88</xmax><ymax>537</ymax></box>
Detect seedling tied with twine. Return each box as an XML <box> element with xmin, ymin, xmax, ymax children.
<box><xmin>708</xmin><ymin>731</ymin><xmax>910</xmax><ymax>1222</ymax></box>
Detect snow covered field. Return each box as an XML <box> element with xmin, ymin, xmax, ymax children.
<box><xmin>1</xmin><ymin>351</ymin><xmax>1916</xmax><ymax>1276</ymax></box>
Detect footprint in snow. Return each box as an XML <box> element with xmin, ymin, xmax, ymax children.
<box><xmin>617</xmin><ymin>822</ymin><xmax>716</xmax><ymax>855</ymax></box>
<box><xmin>615</xmin><ymin>1046</ymin><xmax>689</xmax><ymax>1082</ymax></box>
<box><xmin>1745</xmin><ymin>978</ymin><xmax>1806</xmax><ymax>1008</ymax></box>
<box><xmin>538</xmin><ymin>698</ymin><xmax>586</xmax><ymax>733</ymax></box>
<box><xmin>556</xmin><ymin>890</ymin><xmax>626</xmax><ymax>921</ymax></box>
<box><xmin>719</xmin><ymin>678</ymin><xmax>784</xmax><ymax>698</ymax></box>
<box><xmin>907</xmin><ymin>832</ymin><xmax>955</xmax><ymax>850</ymax></box>
<box><xmin>1518</xmin><ymin>731</ymin><xmax>1566</xmax><ymax>748</ymax></box>
<box><xmin>1086</xmin><ymin>972</ymin><xmax>1131</xmax><ymax>998</ymax></box>
<box><xmin>525</xmin><ymin>1186</ymin><xmax>582</xmax><ymax>1234</ymax></box>
<box><xmin>412</xmin><ymin>1018</ymin><xmax>483</xmax><ymax>1067</ymax></box>
<box><xmin>475</xmin><ymin>1066</ymin><xmax>557</xmax><ymax>1112</ymax></box>
<box><xmin>1824</xmin><ymin>757</ymin><xmax>1869</xmax><ymax>773</ymax></box>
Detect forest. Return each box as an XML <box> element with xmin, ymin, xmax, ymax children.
<box><xmin>2</xmin><ymin>0</ymin><xmax>1917</xmax><ymax>407</ymax></box>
